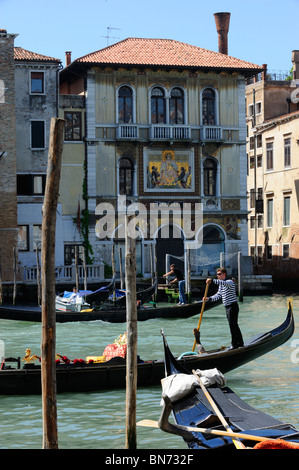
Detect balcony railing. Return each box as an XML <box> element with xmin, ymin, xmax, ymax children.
<box><xmin>117</xmin><ymin>124</ymin><xmax>139</xmax><ymax>139</ymax></box>
<box><xmin>108</xmin><ymin>124</ymin><xmax>224</xmax><ymax>142</ymax></box>
<box><xmin>201</xmin><ymin>126</ymin><xmax>223</xmax><ymax>141</ymax></box>
<box><xmin>150</xmin><ymin>125</ymin><xmax>191</xmax><ymax>140</ymax></box>
<box><xmin>21</xmin><ymin>264</ymin><xmax>105</xmax><ymax>284</ymax></box>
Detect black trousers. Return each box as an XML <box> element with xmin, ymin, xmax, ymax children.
<box><xmin>225</xmin><ymin>302</ymin><xmax>244</xmax><ymax>348</ymax></box>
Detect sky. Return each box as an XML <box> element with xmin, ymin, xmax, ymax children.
<box><xmin>1</xmin><ymin>0</ymin><xmax>298</xmax><ymax>73</ymax></box>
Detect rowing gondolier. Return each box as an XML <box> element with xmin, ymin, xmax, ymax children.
<box><xmin>204</xmin><ymin>268</ymin><xmax>244</xmax><ymax>350</ymax></box>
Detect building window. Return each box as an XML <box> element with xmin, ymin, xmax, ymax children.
<box><xmin>203</xmin><ymin>158</ymin><xmax>217</xmax><ymax>196</ymax></box>
<box><xmin>64</xmin><ymin>112</ymin><xmax>82</xmax><ymax>141</ymax></box>
<box><xmin>249</xmin><ymin>136</ymin><xmax>255</xmax><ymax>150</ymax></box>
<box><xmin>266</xmin><ymin>142</ymin><xmax>273</xmax><ymax>171</ymax></box>
<box><xmin>257</xmin><ymin>214</ymin><xmax>263</xmax><ymax>228</ymax></box>
<box><xmin>256</xmin><ymin>102</ymin><xmax>262</xmax><ymax>115</ymax></box>
<box><xmin>257</xmin><ymin>246</ymin><xmax>263</xmax><ymax>265</ymax></box>
<box><xmin>202</xmin><ymin>88</ymin><xmax>216</xmax><ymax>125</ymax></box>
<box><xmin>267</xmin><ymin>198</ymin><xmax>273</xmax><ymax>227</ymax></box>
<box><xmin>283</xmin><ymin>244</ymin><xmax>289</xmax><ymax>259</ymax></box>
<box><xmin>64</xmin><ymin>244</ymin><xmax>84</xmax><ymax>265</ymax></box>
<box><xmin>250</xmin><ymin>216</ymin><xmax>255</xmax><ymax>229</ymax></box>
<box><xmin>266</xmin><ymin>245</ymin><xmax>272</xmax><ymax>260</ymax></box>
<box><xmin>284</xmin><ymin>138</ymin><xmax>291</xmax><ymax>167</ymax></box>
<box><xmin>118</xmin><ymin>86</ymin><xmax>133</xmax><ymax>123</ymax></box>
<box><xmin>30</xmin><ymin>71</ymin><xmax>44</xmax><ymax>94</ymax></box>
<box><xmin>283</xmin><ymin>196</ymin><xmax>290</xmax><ymax>226</ymax></box>
<box><xmin>250</xmin><ymin>188</ymin><xmax>255</xmax><ymax>208</ymax></box>
<box><xmin>18</xmin><ymin>225</ymin><xmax>29</xmax><ymax>251</ymax></box>
<box><xmin>33</xmin><ymin>225</ymin><xmax>42</xmax><ymax>250</ymax></box>
<box><xmin>119</xmin><ymin>157</ymin><xmax>133</xmax><ymax>195</ymax></box>
<box><xmin>151</xmin><ymin>87</ymin><xmax>166</xmax><ymax>123</ymax></box>
<box><xmin>31</xmin><ymin>120</ymin><xmax>45</xmax><ymax>149</ymax></box>
<box><xmin>17</xmin><ymin>174</ymin><xmax>46</xmax><ymax>195</ymax></box>
<box><xmin>256</xmin><ymin>135</ymin><xmax>262</xmax><ymax>148</ymax></box>
<box><xmin>169</xmin><ymin>87</ymin><xmax>184</xmax><ymax>124</ymax></box>
<box><xmin>257</xmin><ymin>155</ymin><xmax>262</xmax><ymax>167</ymax></box>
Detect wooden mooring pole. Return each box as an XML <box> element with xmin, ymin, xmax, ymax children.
<box><xmin>125</xmin><ymin>216</ymin><xmax>137</xmax><ymax>449</ymax></box>
<box><xmin>41</xmin><ymin>118</ymin><xmax>64</xmax><ymax>449</ymax></box>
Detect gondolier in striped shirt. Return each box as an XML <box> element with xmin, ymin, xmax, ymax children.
<box><xmin>204</xmin><ymin>267</ymin><xmax>244</xmax><ymax>349</ymax></box>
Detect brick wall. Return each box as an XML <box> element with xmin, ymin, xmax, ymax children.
<box><xmin>0</xmin><ymin>30</ymin><xmax>18</xmax><ymax>282</ymax></box>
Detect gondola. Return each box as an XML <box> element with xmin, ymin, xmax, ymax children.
<box><xmin>55</xmin><ymin>276</ymin><xmax>116</xmax><ymax>312</ymax></box>
<box><xmin>0</xmin><ymin>290</ymin><xmax>218</xmax><ymax>323</ymax></box>
<box><xmin>55</xmin><ymin>275</ymin><xmax>155</xmax><ymax>312</ymax></box>
<box><xmin>0</xmin><ymin>279</ymin><xmax>160</xmax><ymax>322</ymax></box>
<box><xmin>0</xmin><ymin>300</ymin><xmax>294</xmax><ymax>395</ymax></box>
<box><xmin>157</xmin><ymin>310</ymin><xmax>299</xmax><ymax>449</ymax></box>
<box><xmin>102</xmin><ymin>278</ymin><xmax>158</xmax><ymax>309</ymax></box>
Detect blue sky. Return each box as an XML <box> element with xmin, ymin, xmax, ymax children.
<box><xmin>1</xmin><ymin>0</ymin><xmax>298</xmax><ymax>73</ymax></box>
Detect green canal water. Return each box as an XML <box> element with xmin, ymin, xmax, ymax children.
<box><xmin>0</xmin><ymin>294</ymin><xmax>298</xmax><ymax>449</ymax></box>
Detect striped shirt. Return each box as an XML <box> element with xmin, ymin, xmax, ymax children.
<box><xmin>209</xmin><ymin>279</ymin><xmax>237</xmax><ymax>307</ymax></box>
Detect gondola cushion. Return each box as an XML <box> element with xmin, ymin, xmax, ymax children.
<box><xmin>103</xmin><ymin>343</ymin><xmax>127</xmax><ymax>360</ymax></box>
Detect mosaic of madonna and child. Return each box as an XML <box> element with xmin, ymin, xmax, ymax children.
<box><xmin>145</xmin><ymin>149</ymin><xmax>194</xmax><ymax>192</ymax></box>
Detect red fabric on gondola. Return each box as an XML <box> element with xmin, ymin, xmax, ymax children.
<box><xmin>254</xmin><ymin>439</ymin><xmax>299</xmax><ymax>449</ymax></box>
<box><xmin>103</xmin><ymin>343</ymin><xmax>127</xmax><ymax>360</ymax></box>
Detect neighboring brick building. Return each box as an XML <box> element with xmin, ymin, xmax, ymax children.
<box><xmin>0</xmin><ymin>28</ymin><xmax>62</xmax><ymax>286</ymax></box>
<box><xmin>14</xmin><ymin>46</ymin><xmax>62</xmax><ymax>270</ymax></box>
<box><xmin>0</xmin><ymin>29</ymin><xmax>18</xmax><ymax>283</ymax></box>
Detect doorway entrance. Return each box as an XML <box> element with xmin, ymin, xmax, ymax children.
<box><xmin>155</xmin><ymin>224</ymin><xmax>184</xmax><ymax>275</ymax></box>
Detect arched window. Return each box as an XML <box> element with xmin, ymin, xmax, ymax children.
<box><xmin>169</xmin><ymin>87</ymin><xmax>184</xmax><ymax>124</ymax></box>
<box><xmin>118</xmin><ymin>86</ymin><xmax>133</xmax><ymax>123</ymax></box>
<box><xmin>151</xmin><ymin>87</ymin><xmax>166</xmax><ymax>123</ymax></box>
<box><xmin>202</xmin><ymin>88</ymin><xmax>216</xmax><ymax>125</ymax></box>
<box><xmin>203</xmin><ymin>158</ymin><xmax>217</xmax><ymax>196</ymax></box>
<box><xmin>119</xmin><ymin>157</ymin><xmax>133</xmax><ymax>195</ymax></box>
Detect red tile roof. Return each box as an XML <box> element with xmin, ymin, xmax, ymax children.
<box><xmin>75</xmin><ymin>37</ymin><xmax>262</xmax><ymax>73</ymax></box>
<box><xmin>14</xmin><ymin>47</ymin><xmax>61</xmax><ymax>63</ymax></box>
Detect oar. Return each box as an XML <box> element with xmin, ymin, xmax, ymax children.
<box><xmin>137</xmin><ymin>419</ymin><xmax>270</xmax><ymax>444</ymax></box>
<box><xmin>192</xmin><ymin>370</ymin><xmax>246</xmax><ymax>449</ymax></box>
<box><xmin>192</xmin><ymin>283</ymin><xmax>209</xmax><ymax>352</ymax></box>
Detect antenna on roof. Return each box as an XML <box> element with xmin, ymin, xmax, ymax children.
<box><xmin>101</xmin><ymin>26</ymin><xmax>120</xmax><ymax>46</ymax></box>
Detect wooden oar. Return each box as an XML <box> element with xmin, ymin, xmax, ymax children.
<box><xmin>137</xmin><ymin>419</ymin><xmax>270</xmax><ymax>444</ymax></box>
<box><xmin>192</xmin><ymin>370</ymin><xmax>246</xmax><ymax>449</ymax></box>
<box><xmin>192</xmin><ymin>283</ymin><xmax>209</xmax><ymax>352</ymax></box>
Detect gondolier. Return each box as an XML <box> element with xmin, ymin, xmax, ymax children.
<box><xmin>204</xmin><ymin>268</ymin><xmax>244</xmax><ymax>349</ymax></box>
<box><xmin>163</xmin><ymin>264</ymin><xmax>187</xmax><ymax>305</ymax></box>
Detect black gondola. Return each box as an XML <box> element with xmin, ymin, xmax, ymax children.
<box><xmin>55</xmin><ymin>276</ymin><xmax>116</xmax><ymax>312</ymax></box>
<box><xmin>0</xmin><ymin>300</ymin><xmax>294</xmax><ymax>395</ymax></box>
<box><xmin>158</xmin><ymin>306</ymin><xmax>299</xmax><ymax>449</ymax></box>
<box><xmin>0</xmin><ymin>295</ymin><xmax>218</xmax><ymax>323</ymax></box>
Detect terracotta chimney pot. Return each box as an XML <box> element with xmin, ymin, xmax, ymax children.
<box><xmin>65</xmin><ymin>51</ymin><xmax>72</xmax><ymax>67</ymax></box>
<box><xmin>214</xmin><ymin>12</ymin><xmax>231</xmax><ymax>55</ymax></box>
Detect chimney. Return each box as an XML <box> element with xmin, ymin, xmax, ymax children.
<box><xmin>214</xmin><ymin>12</ymin><xmax>231</xmax><ymax>55</ymax></box>
<box><xmin>262</xmin><ymin>64</ymin><xmax>267</xmax><ymax>81</ymax></box>
<box><xmin>292</xmin><ymin>50</ymin><xmax>299</xmax><ymax>80</ymax></box>
<box><xmin>65</xmin><ymin>51</ymin><xmax>72</xmax><ymax>66</ymax></box>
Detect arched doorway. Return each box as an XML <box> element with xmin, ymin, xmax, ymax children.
<box><xmin>196</xmin><ymin>225</ymin><xmax>225</xmax><ymax>274</ymax></box>
<box><xmin>155</xmin><ymin>224</ymin><xmax>184</xmax><ymax>275</ymax></box>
